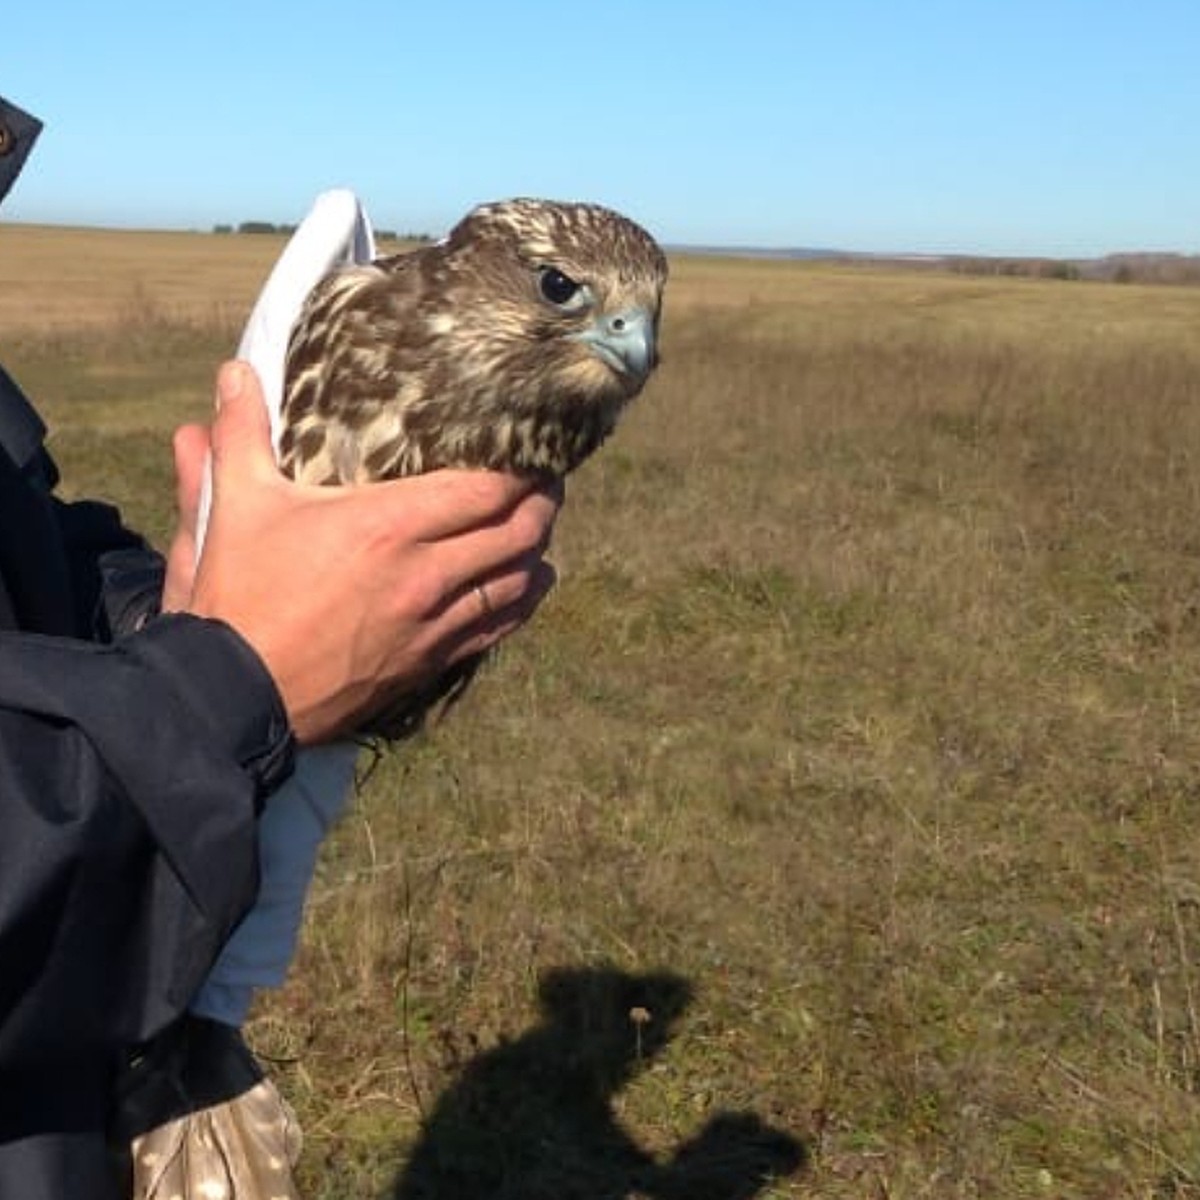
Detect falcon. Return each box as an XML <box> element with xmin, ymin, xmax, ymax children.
<box><xmin>279</xmin><ymin>197</ymin><xmax>668</xmax><ymax>734</ymax></box>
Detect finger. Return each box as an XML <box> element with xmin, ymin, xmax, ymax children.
<box><xmin>426</xmin><ymin>487</ymin><xmax>561</xmax><ymax>596</ymax></box>
<box><xmin>172</xmin><ymin>423</ymin><xmax>210</xmax><ymax>538</ymax></box>
<box><xmin>161</xmin><ymin>424</ymin><xmax>212</xmax><ymax>612</ymax></box>
<box><xmin>207</xmin><ymin>360</ymin><xmax>279</xmax><ymax>489</ymax></box>
<box><xmin>442</xmin><ymin>558</ymin><xmax>555</xmax><ymax>625</ymax></box>
<box><xmin>441</xmin><ymin>561</ymin><xmax>557</xmax><ymax>665</ymax></box>
<box><xmin>162</xmin><ymin>530</ymin><xmax>196</xmax><ymax>614</ymax></box>
<box><xmin>368</xmin><ymin>468</ymin><xmax>538</xmax><ymax>543</ymax></box>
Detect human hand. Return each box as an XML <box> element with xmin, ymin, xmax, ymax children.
<box><xmin>177</xmin><ymin>360</ymin><xmax>559</xmax><ymax>744</ymax></box>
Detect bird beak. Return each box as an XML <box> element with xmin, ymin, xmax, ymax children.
<box><xmin>572</xmin><ymin>307</ymin><xmax>657</xmax><ymax>382</ymax></box>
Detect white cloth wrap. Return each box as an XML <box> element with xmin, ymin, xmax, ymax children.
<box><xmin>190</xmin><ymin>191</ymin><xmax>377</xmax><ymax>1026</ymax></box>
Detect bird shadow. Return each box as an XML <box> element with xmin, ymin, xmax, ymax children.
<box><xmin>390</xmin><ymin>965</ymin><xmax>805</xmax><ymax>1200</ymax></box>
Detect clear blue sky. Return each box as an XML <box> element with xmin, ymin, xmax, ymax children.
<box><xmin>4</xmin><ymin>1</ymin><xmax>1198</xmax><ymax>257</ymax></box>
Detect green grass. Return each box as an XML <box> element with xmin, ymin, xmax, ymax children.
<box><xmin>11</xmin><ymin>236</ymin><xmax>1200</xmax><ymax>1197</ymax></box>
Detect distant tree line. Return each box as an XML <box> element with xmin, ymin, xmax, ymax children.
<box><xmin>212</xmin><ymin>221</ymin><xmax>432</xmax><ymax>243</ymax></box>
<box><xmin>946</xmin><ymin>253</ymin><xmax>1200</xmax><ymax>287</ymax></box>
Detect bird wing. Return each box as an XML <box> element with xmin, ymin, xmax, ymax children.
<box><xmin>281</xmin><ymin>254</ymin><xmax>434</xmax><ymax>483</ymax></box>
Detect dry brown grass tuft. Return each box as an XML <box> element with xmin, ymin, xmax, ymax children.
<box><xmin>10</xmin><ymin>226</ymin><xmax>1200</xmax><ymax>1197</ymax></box>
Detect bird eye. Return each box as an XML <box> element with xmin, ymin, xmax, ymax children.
<box><xmin>539</xmin><ymin>267</ymin><xmax>582</xmax><ymax>307</ymax></box>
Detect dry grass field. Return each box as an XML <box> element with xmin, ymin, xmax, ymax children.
<box><xmin>7</xmin><ymin>223</ymin><xmax>1200</xmax><ymax>1198</ymax></box>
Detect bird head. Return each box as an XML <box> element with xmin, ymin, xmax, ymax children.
<box><xmin>443</xmin><ymin>198</ymin><xmax>668</xmax><ymax>420</ymax></box>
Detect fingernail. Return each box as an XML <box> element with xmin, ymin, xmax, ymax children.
<box><xmin>217</xmin><ymin>362</ymin><xmax>245</xmax><ymax>410</ymax></box>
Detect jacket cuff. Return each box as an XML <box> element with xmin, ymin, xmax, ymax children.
<box><xmin>124</xmin><ymin>613</ymin><xmax>296</xmax><ymax>802</ymax></box>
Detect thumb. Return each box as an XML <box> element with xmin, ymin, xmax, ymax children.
<box><xmin>208</xmin><ymin>360</ymin><xmax>278</xmax><ymax>485</ymax></box>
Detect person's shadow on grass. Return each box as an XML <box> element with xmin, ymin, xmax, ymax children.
<box><xmin>391</xmin><ymin>965</ymin><xmax>804</xmax><ymax>1200</ymax></box>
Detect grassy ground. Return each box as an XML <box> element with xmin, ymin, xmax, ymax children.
<box><xmin>8</xmin><ymin>224</ymin><xmax>1200</xmax><ymax>1197</ymax></box>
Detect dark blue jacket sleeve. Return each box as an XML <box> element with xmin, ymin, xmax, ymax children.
<box><xmin>0</xmin><ymin>615</ymin><xmax>295</xmax><ymax>1138</ymax></box>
